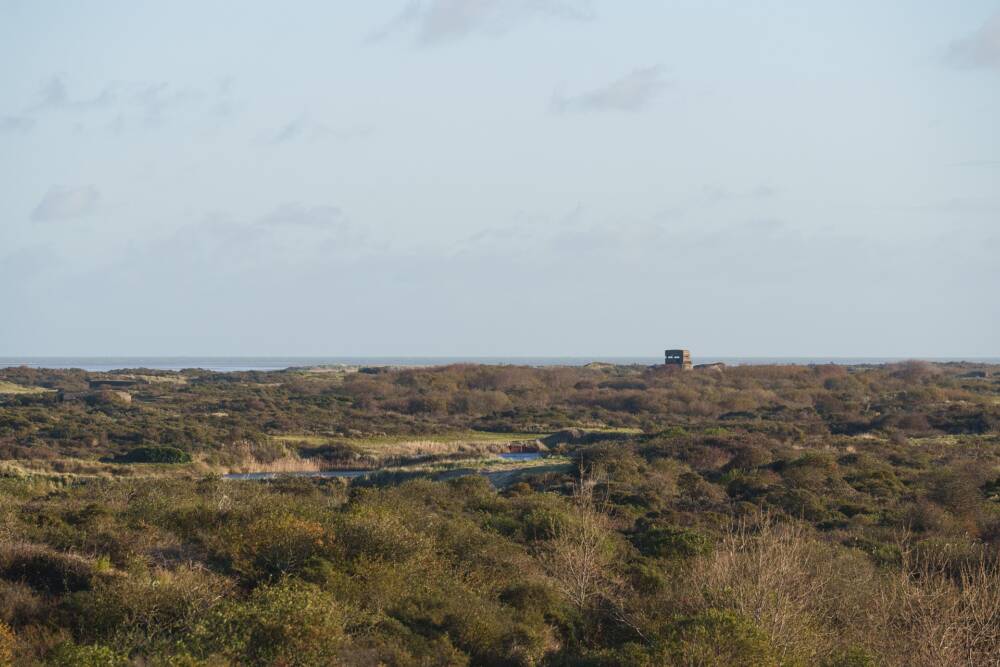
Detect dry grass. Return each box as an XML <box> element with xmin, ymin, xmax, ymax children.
<box><xmin>0</xmin><ymin>457</ymin><xmax>221</xmax><ymax>482</ymax></box>
<box><xmin>871</xmin><ymin>545</ymin><xmax>1000</xmax><ymax>666</ymax></box>
<box><xmin>688</xmin><ymin>517</ymin><xmax>1000</xmax><ymax>666</ymax></box>
<box><xmin>134</xmin><ymin>374</ymin><xmax>188</xmax><ymax>385</ymax></box>
<box><xmin>690</xmin><ymin>519</ymin><xmax>859</xmax><ymax>663</ymax></box>
<box><xmin>225</xmin><ymin>455</ymin><xmax>323</xmax><ymax>475</ymax></box>
<box><xmin>272</xmin><ymin>431</ymin><xmax>545</xmax><ymax>461</ymax></box>
<box><xmin>0</xmin><ymin>381</ymin><xmax>51</xmax><ymax>395</ymax></box>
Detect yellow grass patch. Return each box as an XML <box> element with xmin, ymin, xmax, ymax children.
<box><xmin>271</xmin><ymin>431</ymin><xmax>545</xmax><ymax>459</ymax></box>
<box><xmin>0</xmin><ymin>381</ymin><xmax>52</xmax><ymax>395</ymax></box>
<box><xmin>225</xmin><ymin>455</ymin><xmax>323</xmax><ymax>475</ymax></box>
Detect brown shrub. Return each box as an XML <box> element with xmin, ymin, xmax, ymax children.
<box><xmin>0</xmin><ymin>579</ymin><xmax>47</xmax><ymax>627</ymax></box>
<box><xmin>0</xmin><ymin>621</ymin><xmax>15</xmax><ymax>665</ymax></box>
<box><xmin>686</xmin><ymin>518</ymin><xmax>1000</xmax><ymax>666</ymax></box>
<box><xmin>0</xmin><ymin>542</ymin><xmax>96</xmax><ymax>594</ymax></box>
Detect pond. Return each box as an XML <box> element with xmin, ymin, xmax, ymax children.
<box><xmin>224</xmin><ymin>470</ymin><xmax>370</xmax><ymax>480</ymax></box>
<box><xmin>497</xmin><ymin>452</ymin><xmax>541</xmax><ymax>461</ymax></box>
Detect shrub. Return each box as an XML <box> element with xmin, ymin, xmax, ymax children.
<box><xmin>220</xmin><ymin>513</ymin><xmax>334</xmax><ymax>582</ymax></box>
<box><xmin>632</xmin><ymin>524</ymin><xmax>711</xmax><ymax>560</ymax></box>
<box><xmin>0</xmin><ymin>579</ymin><xmax>46</xmax><ymax>626</ymax></box>
<box><xmin>821</xmin><ymin>647</ymin><xmax>878</xmax><ymax>667</ymax></box>
<box><xmin>661</xmin><ymin>609</ymin><xmax>777</xmax><ymax>666</ymax></box>
<box><xmin>113</xmin><ymin>446</ymin><xmax>192</xmax><ymax>464</ymax></box>
<box><xmin>47</xmin><ymin>642</ymin><xmax>128</xmax><ymax>667</ymax></box>
<box><xmin>68</xmin><ymin>565</ymin><xmax>233</xmax><ymax>647</ymax></box>
<box><xmin>724</xmin><ymin>445</ymin><xmax>773</xmax><ymax>471</ymax></box>
<box><xmin>926</xmin><ymin>469</ymin><xmax>985</xmax><ymax>517</ymax></box>
<box><xmin>337</xmin><ymin>503</ymin><xmax>431</xmax><ymax>563</ymax></box>
<box><xmin>688</xmin><ymin>519</ymin><xmax>878</xmax><ymax>663</ymax></box>
<box><xmin>200</xmin><ymin>579</ymin><xmax>346</xmax><ymax>665</ymax></box>
<box><xmin>0</xmin><ymin>622</ymin><xmax>14</xmax><ymax>666</ymax></box>
<box><xmin>0</xmin><ymin>542</ymin><xmax>95</xmax><ymax>594</ymax></box>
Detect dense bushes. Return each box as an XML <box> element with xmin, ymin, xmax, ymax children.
<box><xmin>1</xmin><ymin>361</ymin><xmax>999</xmax><ymax>663</ymax></box>
<box><xmin>3</xmin><ymin>362</ymin><xmax>998</xmax><ymax>464</ymax></box>
<box><xmin>196</xmin><ymin>579</ymin><xmax>347</xmax><ymax>665</ymax></box>
<box><xmin>112</xmin><ymin>445</ymin><xmax>192</xmax><ymax>464</ymax></box>
<box><xmin>0</xmin><ymin>542</ymin><xmax>97</xmax><ymax>594</ymax></box>
<box><xmin>1</xmin><ymin>461</ymin><xmax>999</xmax><ymax>664</ymax></box>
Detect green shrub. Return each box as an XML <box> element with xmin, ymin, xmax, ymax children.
<box><xmin>114</xmin><ymin>446</ymin><xmax>192</xmax><ymax>464</ymax></box>
<box><xmin>216</xmin><ymin>513</ymin><xmax>335</xmax><ymax>582</ymax></box>
<box><xmin>68</xmin><ymin>565</ymin><xmax>232</xmax><ymax>647</ymax></box>
<box><xmin>632</xmin><ymin>524</ymin><xmax>711</xmax><ymax>560</ymax></box>
<box><xmin>337</xmin><ymin>503</ymin><xmax>431</xmax><ymax>563</ymax></box>
<box><xmin>198</xmin><ymin>579</ymin><xmax>346</xmax><ymax>666</ymax></box>
<box><xmin>661</xmin><ymin>609</ymin><xmax>777</xmax><ymax>666</ymax></box>
<box><xmin>48</xmin><ymin>642</ymin><xmax>128</xmax><ymax>667</ymax></box>
<box><xmin>822</xmin><ymin>647</ymin><xmax>878</xmax><ymax>667</ymax></box>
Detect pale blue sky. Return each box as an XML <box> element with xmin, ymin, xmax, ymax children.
<box><xmin>1</xmin><ymin>1</ymin><xmax>998</xmax><ymax>356</ymax></box>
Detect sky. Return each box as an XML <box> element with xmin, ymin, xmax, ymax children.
<box><xmin>1</xmin><ymin>1</ymin><xmax>998</xmax><ymax>358</ymax></box>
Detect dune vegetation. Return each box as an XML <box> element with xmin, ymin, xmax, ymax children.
<box><xmin>1</xmin><ymin>361</ymin><xmax>999</xmax><ymax>664</ymax></box>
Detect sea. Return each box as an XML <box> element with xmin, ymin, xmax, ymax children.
<box><xmin>1</xmin><ymin>357</ymin><xmax>997</xmax><ymax>373</ymax></box>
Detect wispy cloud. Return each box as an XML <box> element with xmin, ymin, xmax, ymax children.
<box><xmin>30</xmin><ymin>186</ymin><xmax>101</xmax><ymax>222</ymax></box>
<box><xmin>144</xmin><ymin>202</ymin><xmax>367</xmax><ymax>273</ymax></box>
<box><xmin>700</xmin><ymin>184</ymin><xmax>778</xmax><ymax>204</ymax></box>
<box><xmin>947</xmin><ymin>12</ymin><xmax>1000</xmax><ymax>70</ymax></box>
<box><xmin>270</xmin><ymin>116</ymin><xmax>374</xmax><ymax>144</ymax></box>
<box><xmin>551</xmin><ymin>65</ymin><xmax>669</xmax><ymax>113</ymax></box>
<box><xmin>369</xmin><ymin>0</ymin><xmax>594</xmax><ymax>45</ymax></box>
<box><xmin>0</xmin><ymin>115</ymin><xmax>34</xmax><ymax>133</ymax></box>
<box><xmin>32</xmin><ymin>76</ymin><xmax>116</xmax><ymax>112</ymax></box>
<box><xmin>129</xmin><ymin>82</ymin><xmax>205</xmax><ymax>125</ymax></box>
<box><xmin>19</xmin><ymin>75</ymin><xmax>233</xmax><ymax>131</ymax></box>
<box><xmin>257</xmin><ymin>203</ymin><xmax>348</xmax><ymax>230</ymax></box>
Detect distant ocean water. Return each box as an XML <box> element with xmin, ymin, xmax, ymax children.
<box><xmin>1</xmin><ymin>357</ymin><xmax>998</xmax><ymax>373</ymax></box>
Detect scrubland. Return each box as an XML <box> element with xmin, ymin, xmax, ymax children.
<box><xmin>1</xmin><ymin>360</ymin><xmax>999</xmax><ymax>665</ymax></box>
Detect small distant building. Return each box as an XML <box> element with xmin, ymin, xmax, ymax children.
<box><xmin>664</xmin><ymin>349</ymin><xmax>692</xmax><ymax>371</ymax></box>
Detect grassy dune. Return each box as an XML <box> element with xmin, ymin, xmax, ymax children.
<box><xmin>0</xmin><ymin>381</ymin><xmax>51</xmax><ymax>395</ymax></box>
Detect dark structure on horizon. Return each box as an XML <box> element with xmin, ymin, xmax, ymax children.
<box><xmin>665</xmin><ymin>349</ymin><xmax>692</xmax><ymax>371</ymax></box>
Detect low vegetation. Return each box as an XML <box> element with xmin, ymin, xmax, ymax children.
<box><xmin>1</xmin><ymin>360</ymin><xmax>999</xmax><ymax>664</ymax></box>
<box><xmin>111</xmin><ymin>445</ymin><xmax>192</xmax><ymax>464</ymax></box>
<box><xmin>0</xmin><ymin>382</ymin><xmax>50</xmax><ymax>396</ymax></box>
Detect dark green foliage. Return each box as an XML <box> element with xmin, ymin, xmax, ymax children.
<box><xmin>113</xmin><ymin>445</ymin><xmax>192</xmax><ymax>464</ymax></box>
<box><xmin>47</xmin><ymin>643</ymin><xmax>128</xmax><ymax>667</ymax></box>
<box><xmin>0</xmin><ymin>543</ymin><xmax>96</xmax><ymax>594</ymax></box>
<box><xmin>660</xmin><ymin>610</ymin><xmax>777</xmax><ymax>666</ymax></box>
<box><xmin>631</xmin><ymin>522</ymin><xmax>711</xmax><ymax>559</ymax></box>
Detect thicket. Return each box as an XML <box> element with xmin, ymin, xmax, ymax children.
<box><xmin>110</xmin><ymin>446</ymin><xmax>192</xmax><ymax>464</ymax></box>
<box><xmin>0</xmin><ymin>361</ymin><xmax>998</xmax><ymax>664</ymax></box>
<box><xmin>1</xmin><ymin>361</ymin><xmax>997</xmax><ymax>464</ymax></box>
